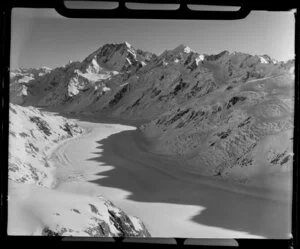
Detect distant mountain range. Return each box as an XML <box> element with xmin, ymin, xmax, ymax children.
<box><xmin>10</xmin><ymin>42</ymin><xmax>294</xmax><ymax>183</ymax></box>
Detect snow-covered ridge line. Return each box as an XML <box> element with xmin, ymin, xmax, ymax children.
<box><xmin>10</xmin><ymin>44</ymin><xmax>288</xmax><ymax>104</ymax></box>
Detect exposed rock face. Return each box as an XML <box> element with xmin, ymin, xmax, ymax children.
<box><xmin>8</xmin><ymin>104</ymin><xmax>150</xmax><ymax>237</ymax></box>
<box><xmin>10</xmin><ymin>43</ymin><xmax>294</xmax><ymax>183</ymax></box>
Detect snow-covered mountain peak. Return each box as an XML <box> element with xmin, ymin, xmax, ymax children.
<box><xmin>173</xmin><ymin>44</ymin><xmax>194</xmax><ymax>54</ymax></box>
<box><xmin>184</xmin><ymin>46</ymin><xmax>193</xmax><ymax>53</ymax></box>
<box><xmin>158</xmin><ymin>44</ymin><xmax>198</xmax><ymax>65</ymax></box>
<box><xmin>86</xmin><ymin>56</ymin><xmax>102</xmax><ymax>74</ymax></box>
<box><xmin>195</xmin><ymin>54</ymin><xmax>205</xmax><ymax>65</ymax></box>
<box><xmin>257</xmin><ymin>54</ymin><xmax>279</xmax><ymax>64</ymax></box>
<box><xmin>259</xmin><ymin>55</ymin><xmax>270</xmax><ymax>64</ymax></box>
<box><xmin>10</xmin><ymin>43</ymin><xmax>294</xmax><ymax>120</ymax></box>
<box><xmin>262</xmin><ymin>54</ymin><xmax>280</xmax><ymax>64</ymax></box>
<box><xmin>81</xmin><ymin>42</ymin><xmax>155</xmax><ymax>72</ymax></box>
<box><xmin>124</xmin><ymin>41</ymin><xmax>132</xmax><ymax>48</ymax></box>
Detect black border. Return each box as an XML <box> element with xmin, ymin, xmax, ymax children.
<box><xmin>0</xmin><ymin>1</ymin><xmax>298</xmax><ymax>248</ymax></box>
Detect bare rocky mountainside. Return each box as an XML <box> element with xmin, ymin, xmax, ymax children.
<box><xmin>10</xmin><ymin>41</ymin><xmax>294</xmax><ymax>184</ymax></box>
<box><xmin>8</xmin><ymin>104</ymin><xmax>150</xmax><ymax>236</ymax></box>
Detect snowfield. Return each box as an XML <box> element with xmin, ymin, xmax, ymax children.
<box><xmin>8</xmin><ymin>104</ymin><xmax>150</xmax><ymax>237</ymax></box>
<box><xmin>9</xmin><ymin>104</ymin><xmax>83</xmax><ymax>187</ymax></box>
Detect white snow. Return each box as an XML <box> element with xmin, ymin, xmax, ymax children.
<box><xmin>259</xmin><ymin>56</ymin><xmax>269</xmax><ymax>64</ymax></box>
<box><xmin>75</xmin><ymin>69</ymin><xmax>111</xmax><ymax>83</ymax></box>
<box><xmin>8</xmin><ymin>105</ymin><xmax>148</xmax><ymax>237</ymax></box>
<box><xmin>259</xmin><ymin>55</ymin><xmax>278</xmax><ymax>64</ymax></box>
<box><xmin>127</xmin><ymin>49</ymin><xmax>137</xmax><ymax>59</ymax></box>
<box><xmin>18</xmin><ymin>75</ymin><xmax>34</xmax><ymax>83</ymax></box>
<box><xmin>195</xmin><ymin>54</ymin><xmax>205</xmax><ymax>65</ymax></box>
<box><xmin>130</xmin><ymin>216</ymin><xmax>143</xmax><ymax>231</ymax></box>
<box><xmin>183</xmin><ymin>46</ymin><xmax>192</xmax><ymax>53</ymax></box>
<box><xmin>68</xmin><ymin>80</ymin><xmax>80</xmax><ymax>96</ymax></box>
<box><xmin>125</xmin><ymin>41</ymin><xmax>131</xmax><ymax>48</ymax></box>
<box><xmin>41</xmin><ymin>66</ymin><xmax>52</xmax><ymax>71</ymax></box>
<box><xmin>124</xmin><ymin>42</ymin><xmax>137</xmax><ymax>59</ymax></box>
<box><xmin>102</xmin><ymin>86</ymin><xmax>111</xmax><ymax>92</ymax></box>
<box><xmin>8</xmin><ymin>104</ymin><xmax>83</xmax><ymax>187</ymax></box>
<box><xmin>85</xmin><ymin>56</ymin><xmax>103</xmax><ymax>74</ymax></box>
<box><xmin>141</xmin><ymin>61</ymin><xmax>146</xmax><ymax>67</ymax></box>
<box><xmin>289</xmin><ymin>66</ymin><xmax>295</xmax><ymax>80</ymax></box>
<box><xmin>18</xmin><ymin>76</ymin><xmax>34</xmax><ymax>83</ymax></box>
<box><xmin>21</xmin><ymin>86</ymin><xmax>28</xmax><ymax>96</ymax></box>
<box><xmin>8</xmin><ymin>181</ymin><xmax>137</xmax><ymax>236</ymax></box>
<box><xmin>10</xmin><ymin>72</ymin><xmax>17</xmax><ymax>77</ymax></box>
<box><xmin>126</xmin><ymin>58</ymin><xmax>132</xmax><ymax>65</ymax></box>
<box><xmin>91</xmin><ymin>58</ymin><xmax>100</xmax><ymax>73</ymax></box>
<box><xmin>120</xmin><ymin>82</ymin><xmax>128</xmax><ymax>87</ymax></box>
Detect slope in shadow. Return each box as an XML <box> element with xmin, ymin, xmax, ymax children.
<box><xmin>87</xmin><ymin>127</ymin><xmax>291</xmax><ymax>239</ymax></box>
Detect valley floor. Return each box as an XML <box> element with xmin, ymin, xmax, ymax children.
<box><xmin>48</xmin><ymin>114</ymin><xmax>292</xmax><ymax>238</ymax></box>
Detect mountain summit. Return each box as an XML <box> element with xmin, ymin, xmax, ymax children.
<box><xmin>10</xmin><ymin>42</ymin><xmax>292</xmax><ymax>108</ymax></box>
<box><xmin>81</xmin><ymin>42</ymin><xmax>156</xmax><ymax>73</ymax></box>
<box><xmin>10</xmin><ymin>43</ymin><xmax>294</xmax><ymax>183</ymax></box>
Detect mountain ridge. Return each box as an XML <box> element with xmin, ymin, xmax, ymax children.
<box><xmin>10</xmin><ymin>42</ymin><xmax>294</xmax><ymax>183</ymax></box>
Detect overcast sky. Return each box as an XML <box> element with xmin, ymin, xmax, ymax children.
<box><xmin>11</xmin><ymin>8</ymin><xmax>295</xmax><ymax>69</ymax></box>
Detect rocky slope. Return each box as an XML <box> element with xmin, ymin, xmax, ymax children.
<box><xmin>8</xmin><ymin>104</ymin><xmax>150</xmax><ymax>237</ymax></box>
<box><xmin>140</xmin><ymin>72</ymin><xmax>293</xmax><ymax>181</ymax></box>
<box><xmin>10</xmin><ymin>42</ymin><xmax>294</xmax><ymax>183</ymax></box>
